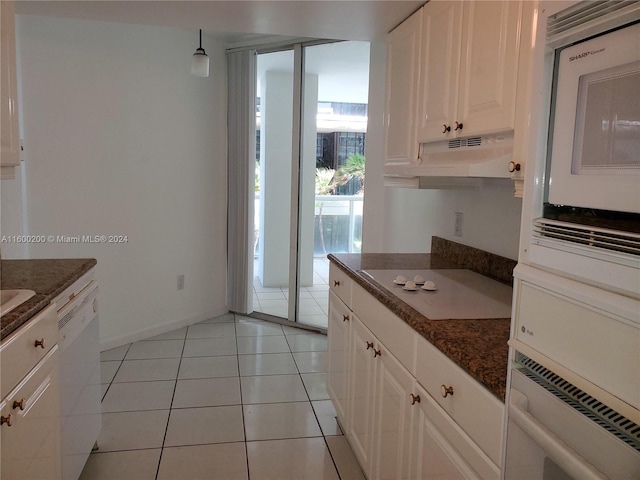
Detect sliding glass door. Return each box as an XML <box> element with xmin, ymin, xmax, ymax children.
<box><xmin>251</xmin><ymin>42</ymin><xmax>369</xmax><ymax>330</ymax></box>
<box><xmin>253</xmin><ymin>49</ymin><xmax>295</xmax><ymax>320</ymax></box>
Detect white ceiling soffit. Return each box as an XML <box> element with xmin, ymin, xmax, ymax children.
<box><xmin>15</xmin><ymin>1</ymin><xmax>425</xmax><ymax>44</ymax></box>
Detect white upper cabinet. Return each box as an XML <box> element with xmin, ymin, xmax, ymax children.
<box><xmin>415</xmin><ymin>1</ymin><xmax>463</xmax><ymax>143</ymax></box>
<box><xmin>456</xmin><ymin>1</ymin><xmax>522</xmax><ymax>138</ymax></box>
<box><xmin>385</xmin><ymin>0</ymin><xmax>529</xmax><ymax>190</ymax></box>
<box><xmin>1</xmin><ymin>0</ymin><xmax>20</xmax><ymax>179</ymax></box>
<box><xmin>416</xmin><ymin>0</ymin><xmax>522</xmax><ymax>143</ymax></box>
<box><xmin>384</xmin><ymin>8</ymin><xmax>423</xmax><ymax>166</ymax></box>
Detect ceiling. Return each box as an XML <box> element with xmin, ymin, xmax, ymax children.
<box><xmin>15</xmin><ymin>1</ymin><xmax>425</xmax><ymax>45</ymax></box>
<box><xmin>257</xmin><ymin>42</ymin><xmax>371</xmax><ymax>103</ymax></box>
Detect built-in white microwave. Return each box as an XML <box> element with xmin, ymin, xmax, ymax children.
<box><xmin>547</xmin><ymin>22</ymin><xmax>639</xmax><ymax>216</ymax></box>
<box><xmin>519</xmin><ymin>2</ymin><xmax>640</xmax><ymax>298</ymax></box>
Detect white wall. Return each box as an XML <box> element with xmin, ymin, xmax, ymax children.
<box><xmin>363</xmin><ymin>41</ymin><xmax>522</xmax><ymax>260</ymax></box>
<box><xmin>6</xmin><ymin>15</ymin><xmax>228</xmax><ymax>348</ymax></box>
<box><xmin>0</xmin><ymin>166</ymin><xmax>28</xmax><ymax>259</ymax></box>
<box><xmin>361</xmin><ymin>41</ymin><xmax>387</xmax><ymax>253</ymax></box>
<box><xmin>381</xmin><ymin>181</ymin><xmax>522</xmax><ymax>259</ymax></box>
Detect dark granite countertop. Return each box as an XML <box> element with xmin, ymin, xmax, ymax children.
<box><xmin>1</xmin><ymin>258</ymin><xmax>97</xmax><ymax>340</ymax></box>
<box><xmin>328</xmin><ymin>238</ymin><xmax>516</xmax><ymax>401</ymax></box>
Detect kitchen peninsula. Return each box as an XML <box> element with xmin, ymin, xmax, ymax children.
<box><xmin>1</xmin><ymin>257</ymin><xmax>99</xmax><ymax>480</ymax></box>
<box><xmin>1</xmin><ymin>258</ymin><xmax>96</xmax><ymax>339</ymax></box>
<box><xmin>327</xmin><ymin>237</ymin><xmax>516</xmax><ymax>479</ymax></box>
<box><xmin>330</xmin><ymin>237</ymin><xmax>515</xmax><ymax>399</ymax></box>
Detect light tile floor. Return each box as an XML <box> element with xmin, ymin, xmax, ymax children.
<box><xmin>253</xmin><ymin>257</ymin><xmax>330</xmax><ymax>329</ymax></box>
<box><xmin>82</xmin><ymin>314</ymin><xmax>364</xmax><ymax>480</ymax></box>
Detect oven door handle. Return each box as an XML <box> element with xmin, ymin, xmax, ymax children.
<box><xmin>509</xmin><ymin>388</ymin><xmax>608</xmax><ymax>480</ymax></box>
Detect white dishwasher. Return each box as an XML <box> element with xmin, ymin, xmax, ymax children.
<box><xmin>55</xmin><ymin>271</ymin><xmax>101</xmax><ymax>480</ymax></box>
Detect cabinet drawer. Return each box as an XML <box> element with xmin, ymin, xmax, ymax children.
<box><xmin>411</xmin><ymin>382</ymin><xmax>500</xmax><ymax>480</ymax></box>
<box><xmin>1</xmin><ymin>304</ymin><xmax>57</xmax><ymax>397</ymax></box>
<box><xmin>515</xmin><ymin>280</ymin><xmax>639</xmax><ymax>411</ymax></box>
<box><xmin>415</xmin><ymin>335</ymin><xmax>503</xmax><ymax>467</ymax></box>
<box><xmin>1</xmin><ymin>346</ymin><xmax>60</xmax><ymax>480</ymax></box>
<box><xmin>329</xmin><ymin>263</ymin><xmax>352</xmax><ymax>308</ymax></box>
<box><xmin>352</xmin><ymin>282</ymin><xmax>416</xmax><ymax>373</ymax></box>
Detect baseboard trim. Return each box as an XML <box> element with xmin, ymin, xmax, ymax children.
<box><xmin>99</xmin><ymin>307</ymin><xmax>230</xmax><ymax>351</ymax></box>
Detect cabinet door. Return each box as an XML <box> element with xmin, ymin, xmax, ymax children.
<box><xmin>1</xmin><ymin>0</ymin><xmax>20</xmax><ymax>175</ymax></box>
<box><xmin>326</xmin><ymin>291</ymin><xmax>351</xmax><ymax>424</ymax></box>
<box><xmin>346</xmin><ymin>315</ymin><xmax>376</xmax><ymax>473</ymax></box>
<box><xmin>384</xmin><ymin>8</ymin><xmax>422</xmax><ymax>166</ymax></box>
<box><xmin>456</xmin><ymin>0</ymin><xmax>522</xmax><ymax>137</ymax></box>
<box><xmin>370</xmin><ymin>342</ymin><xmax>414</xmax><ymax>480</ymax></box>
<box><xmin>416</xmin><ymin>0</ymin><xmax>463</xmax><ymax>143</ymax></box>
<box><xmin>1</xmin><ymin>348</ymin><xmax>61</xmax><ymax>480</ymax></box>
<box><xmin>409</xmin><ymin>383</ymin><xmax>476</xmax><ymax>480</ymax></box>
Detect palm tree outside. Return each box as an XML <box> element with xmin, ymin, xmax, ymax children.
<box><xmin>314</xmin><ymin>154</ymin><xmax>365</xmax><ymax>255</ymax></box>
<box><xmin>334</xmin><ymin>153</ymin><xmax>365</xmax><ymax>194</ymax></box>
<box><xmin>315</xmin><ymin>168</ymin><xmax>337</xmax><ymax>256</ymax></box>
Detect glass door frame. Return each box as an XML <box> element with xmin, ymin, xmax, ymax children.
<box><xmin>252</xmin><ymin>40</ymin><xmax>339</xmax><ymax>330</ymax></box>
<box><xmin>288</xmin><ymin>42</ymin><xmax>303</xmax><ymax>324</ymax></box>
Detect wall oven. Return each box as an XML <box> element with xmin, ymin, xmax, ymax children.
<box><xmin>505</xmin><ymin>2</ymin><xmax>640</xmax><ymax>478</ymax></box>
<box><xmin>504</xmin><ymin>353</ymin><xmax>640</xmax><ymax>480</ymax></box>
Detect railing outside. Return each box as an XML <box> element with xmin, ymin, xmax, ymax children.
<box><xmin>314</xmin><ymin>195</ymin><xmax>363</xmax><ymax>254</ymax></box>
<box><xmin>254</xmin><ymin>194</ymin><xmax>363</xmax><ymax>255</ymax></box>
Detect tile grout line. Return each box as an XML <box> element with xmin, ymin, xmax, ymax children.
<box><xmin>101</xmin><ymin>343</ymin><xmax>132</xmax><ymax>402</ymax></box>
<box><xmin>154</xmin><ymin>325</ymin><xmax>188</xmax><ymax>480</ymax></box>
<box><xmin>288</xmin><ymin>334</ymin><xmax>343</xmax><ymax>479</ymax></box>
<box><xmin>235</xmin><ymin>313</ymin><xmax>253</xmax><ymax>480</ymax></box>
<box><xmin>93</xmin><ymin>315</ymin><xmax>342</xmax><ymax>478</ymax></box>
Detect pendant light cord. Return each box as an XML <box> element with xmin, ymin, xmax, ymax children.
<box><xmin>195</xmin><ymin>29</ymin><xmax>206</xmax><ymax>55</ymax></box>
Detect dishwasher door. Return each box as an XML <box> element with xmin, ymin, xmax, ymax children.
<box><xmin>58</xmin><ymin>283</ymin><xmax>101</xmax><ymax>480</ymax></box>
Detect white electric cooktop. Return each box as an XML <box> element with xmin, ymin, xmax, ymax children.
<box><xmin>362</xmin><ymin>269</ymin><xmax>513</xmax><ymax>320</ymax></box>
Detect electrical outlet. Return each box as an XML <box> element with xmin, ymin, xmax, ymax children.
<box><xmin>177</xmin><ymin>275</ymin><xmax>185</xmax><ymax>290</ymax></box>
<box><xmin>454</xmin><ymin>212</ymin><xmax>463</xmax><ymax>237</ymax></box>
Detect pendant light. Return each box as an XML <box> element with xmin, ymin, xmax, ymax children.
<box><xmin>191</xmin><ymin>29</ymin><xmax>209</xmax><ymax>77</ymax></box>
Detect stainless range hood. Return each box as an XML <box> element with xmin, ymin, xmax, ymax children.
<box><xmin>385</xmin><ymin>132</ymin><xmax>514</xmax><ymax>189</ymax></box>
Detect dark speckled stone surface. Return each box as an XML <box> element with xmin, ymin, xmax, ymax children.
<box><xmin>1</xmin><ymin>258</ymin><xmax>97</xmax><ymax>340</ymax></box>
<box><xmin>328</xmin><ymin>237</ymin><xmax>516</xmax><ymax>401</ymax></box>
<box><xmin>432</xmin><ymin>237</ymin><xmax>516</xmax><ymax>286</ymax></box>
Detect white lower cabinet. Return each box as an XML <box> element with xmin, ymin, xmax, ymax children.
<box><xmin>370</xmin><ymin>331</ymin><xmax>414</xmax><ymax>480</ymax></box>
<box><xmin>347</xmin><ymin>314</ymin><xmax>413</xmax><ymax>480</ymax></box>
<box><xmin>0</xmin><ymin>304</ymin><xmax>61</xmax><ymax>480</ymax></box>
<box><xmin>409</xmin><ymin>383</ymin><xmax>472</xmax><ymax>480</ymax></box>
<box><xmin>326</xmin><ymin>290</ymin><xmax>351</xmax><ymax>423</ymax></box>
<box><xmin>409</xmin><ymin>381</ymin><xmax>500</xmax><ymax>480</ymax></box>
<box><xmin>346</xmin><ymin>315</ymin><xmax>376</xmax><ymax>470</ymax></box>
<box><xmin>415</xmin><ymin>336</ymin><xmax>503</xmax><ymax>471</ymax></box>
<box><xmin>327</xmin><ymin>262</ymin><xmax>502</xmax><ymax>480</ymax></box>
